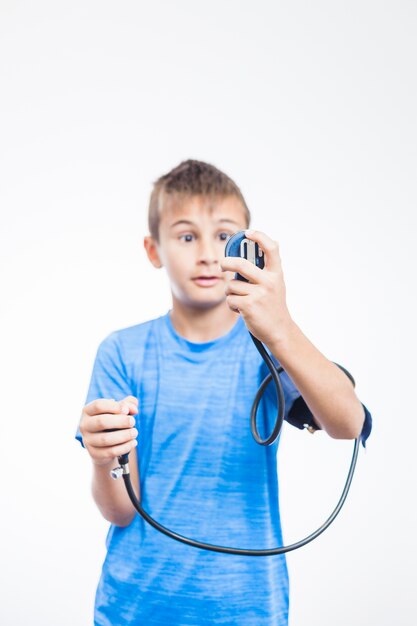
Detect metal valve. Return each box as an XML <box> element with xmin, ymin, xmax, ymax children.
<box><xmin>110</xmin><ymin>465</ymin><xmax>123</xmax><ymax>480</ymax></box>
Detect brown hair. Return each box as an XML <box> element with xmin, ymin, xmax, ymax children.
<box><xmin>148</xmin><ymin>159</ymin><xmax>251</xmax><ymax>240</ymax></box>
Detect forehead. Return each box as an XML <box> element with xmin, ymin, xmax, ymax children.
<box><xmin>159</xmin><ymin>194</ymin><xmax>248</xmax><ymax>228</ymax></box>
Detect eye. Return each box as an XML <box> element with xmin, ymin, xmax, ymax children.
<box><xmin>218</xmin><ymin>232</ymin><xmax>230</xmax><ymax>242</ymax></box>
<box><xmin>179</xmin><ymin>233</ymin><xmax>195</xmax><ymax>242</ymax></box>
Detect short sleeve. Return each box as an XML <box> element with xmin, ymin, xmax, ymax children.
<box><xmin>75</xmin><ymin>333</ymin><xmax>135</xmax><ymax>446</ymax></box>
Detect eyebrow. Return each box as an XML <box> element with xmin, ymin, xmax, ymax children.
<box><xmin>170</xmin><ymin>219</ymin><xmax>241</xmax><ymax>229</ymax></box>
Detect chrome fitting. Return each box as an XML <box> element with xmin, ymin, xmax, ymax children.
<box><xmin>110</xmin><ymin>466</ymin><xmax>123</xmax><ymax>480</ymax></box>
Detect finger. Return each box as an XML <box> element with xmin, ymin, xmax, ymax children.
<box><xmin>221</xmin><ymin>256</ymin><xmax>263</xmax><ymax>283</ymax></box>
<box><xmin>122</xmin><ymin>395</ymin><xmax>139</xmax><ymax>408</ymax></box>
<box><xmin>84</xmin><ymin>398</ymin><xmax>138</xmax><ymax>418</ymax></box>
<box><xmin>109</xmin><ymin>439</ymin><xmax>138</xmax><ymax>457</ymax></box>
<box><xmin>87</xmin><ymin>426</ymin><xmax>138</xmax><ymax>449</ymax></box>
<box><xmin>225</xmin><ymin>279</ymin><xmax>256</xmax><ymax>296</ymax></box>
<box><xmin>82</xmin><ymin>412</ymin><xmax>137</xmax><ymax>434</ymax></box>
<box><xmin>117</xmin><ymin>397</ymin><xmax>139</xmax><ymax>416</ymax></box>
<box><xmin>91</xmin><ymin>438</ymin><xmax>138</xmax><ymax>463</ymax></box>
<box><xmin>226</xmin><ymin>294</ymin><xmax>244</xmax><ymax>313</ymax></box>
<box><xmin>244</xmin><ymin>229</ymin><xmax>281</xmax><ymax>272</ymax></box>
<box><xmin>84</xmin><ymin>398</ymin><xmax>124</xmax><ymax>417</ymax></box>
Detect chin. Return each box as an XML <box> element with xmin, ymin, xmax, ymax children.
<box><xmin>182</xmin><ymin>294</ymin><xmax>227</xmax><ymax>311</ymax></box>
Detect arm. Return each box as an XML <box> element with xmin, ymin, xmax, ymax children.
<box><xmin>267</xmin><ymin>321</ymin><xmax>364</xmax><ymax>438</ymax></box>
<box><xmin>221</xmin><ymin>229</ymin><xmax>365</xmax><ymax>440</ymax></box>
<box><xmin>79</xmin><ymin>396</ymin><xmax>140</xmax><ymax>526</ymax></box>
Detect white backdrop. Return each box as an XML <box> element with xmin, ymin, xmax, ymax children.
<box><xmin>1</xmin><ymin>1</ymin><xmax>416</xmax><ymax>625</ymax></box>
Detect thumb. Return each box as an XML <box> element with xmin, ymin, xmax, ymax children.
<box><xmin>120</xmin><ymin>396</ymin><xmax>139</xmax><ymax>415</ymax></box>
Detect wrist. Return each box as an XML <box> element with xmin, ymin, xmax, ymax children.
<box><xmin>92</xmin><ymin>456</ymin><xmax>119</xmax><ymax>470</ymax></box>
<box><xmin>268</xmin><ymin>316</ymin><xmax>300</xmax><ymax>358</ymax></box>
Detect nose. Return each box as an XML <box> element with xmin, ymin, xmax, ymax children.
<box><xmin>197</xmin><ymin>235</ymin><xmax>219</xmax><ymax>265</ymax></box>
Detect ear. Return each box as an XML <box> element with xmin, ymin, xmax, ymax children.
<box><xmin>144</xmin><ymin>236</ymin><xmax>163</xmax><ymax>268</ymax></box>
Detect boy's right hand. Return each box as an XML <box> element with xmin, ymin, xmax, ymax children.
<box><xmin>79</xmin><ymin>396</ymin><xmax>139</xmax><ymax>466</ymax></box>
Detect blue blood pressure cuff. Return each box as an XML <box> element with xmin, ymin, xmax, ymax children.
<box><xmin>287</xmin><ymin>397</ymin><xmax>372</xmax><ymax>448</ymax></box>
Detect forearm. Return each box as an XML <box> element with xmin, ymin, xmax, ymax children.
<box><xmin>91</xmin><ymin>449</ymin><xmax>139</xmax><ymax>527</ymax></box>
<box><xmin>269</xmin><ymin>320</ymin><xmax>365</xmax><ymax>439</ymax></box>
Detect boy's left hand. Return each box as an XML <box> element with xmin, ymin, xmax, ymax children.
<box><xmin>220</xmin><ymin>229</ymin><xmax>293</xmax><ymax>346</ymax></box>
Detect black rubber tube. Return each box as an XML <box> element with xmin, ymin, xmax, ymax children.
<box><xmin>122</xmin><ymin>436</ymin><xmax>359</xmax><ymax>555</ymax></box>
<box><xmin>249</xmin><ymin>333</ymin><xmax>285</xmax><ymax>446</ymax></box>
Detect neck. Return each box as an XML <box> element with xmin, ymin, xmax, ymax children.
<box><xmin>170</xmin><ymin>299</ymin><xmax>240</xmax><ymax>342</ymax></box>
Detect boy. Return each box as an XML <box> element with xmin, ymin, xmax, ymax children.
<box><xmin>77</xmin><ymin>159</ymin><xmax>370</xmax><ymax>626</ymax></box>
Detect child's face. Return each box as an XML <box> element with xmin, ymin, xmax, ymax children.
<box><xmin>145</xmin><ymin>195</ymin><xmax>248</xmax><ymax>310</ymax></box>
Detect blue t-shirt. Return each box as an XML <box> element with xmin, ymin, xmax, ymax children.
<box><xmin>77</xmin><ymin>313</ymin><xmax>309</xmax><ymax>626</ymax></box>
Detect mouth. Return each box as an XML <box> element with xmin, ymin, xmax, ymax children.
<box><xmin>192</xmin><ymin>276</ymin><xmax>222</xmax><ymax>287</ymax></box>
